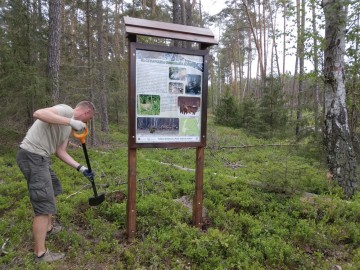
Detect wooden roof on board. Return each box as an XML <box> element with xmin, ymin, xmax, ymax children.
<box><xmin>124</xmin><ymin>16</ymin><xmax>218</xmax><ymax>46</ymax></box>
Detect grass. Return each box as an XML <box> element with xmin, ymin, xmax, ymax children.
<box><xmin>1</xmin><ymin>120</ymin><xmax>360</xmax><ymax>269</ymax></box>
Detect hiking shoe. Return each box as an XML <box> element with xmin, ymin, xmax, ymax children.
<box><xmin>35</xmin><ymin>249</ymin><xmax>65</xmax><ymax>263</ymax></box>
<box><xmin>47</xmin><ymin>225</ymin><xmax>62</xmax><ymax>237</ymax></box>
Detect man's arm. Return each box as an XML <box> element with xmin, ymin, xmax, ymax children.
<box><xmin>55</xmin><ymin>139</ymin><xmax>80</xmax><ymax>169</ymax></box>
<box><xmin>33</xmin><ymin>106</ymin><xmax>71</xmax><ymax>125</ymax></box>
<box><xmin>56</xmin><ymin>139</ymin><xmax>93</xmax><ymax>178</ymax></box>
<box><xmin>34</xmin><ymin>106</ymin><xmax>85</xmax><ymax>131</ymax></box>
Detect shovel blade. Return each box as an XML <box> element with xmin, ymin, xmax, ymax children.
<box><xmin>89</xmin><ymin>193</ymin><xmax>105</xmax><ymax>206</ymax></box>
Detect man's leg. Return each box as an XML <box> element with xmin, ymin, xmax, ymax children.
<box><xmin>33</xmin><ymin>213</ymin><xmax>65</xmax><ymax>262</ymax></box>
<box><xmin>47</xmin><ymin>215</ymin><xmax>52</xmax><ymax>232</ymax></box>
<box><xmin>17</xmin><ymin>150</ymin><xmax>64</xmax><ymax>261</ymax></box>
<box><xmin>33</xmin><ymin>214</ymin><xmax>51</xmax><ymax>256</ymax></box>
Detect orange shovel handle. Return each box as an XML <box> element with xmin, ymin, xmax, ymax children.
<box><xmin>72</xmin><ymin>127</ymin><xmax>88</xmax><ymax>144</ymax></box>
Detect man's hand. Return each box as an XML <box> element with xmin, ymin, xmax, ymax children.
<box><xmin>70</xmin><ymin>118</ymin><xmax>86</xmax><ymax>131</ymax></box>
<box><xmin>78</xmin><ymin>165</ymin><xmax>94</xmax><ymax>180</ymax></box>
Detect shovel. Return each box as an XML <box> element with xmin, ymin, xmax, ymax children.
<box><xmin>72</xmin><ymin>128</ymin><xmax>105</xmax><ymax>206</ymax></box>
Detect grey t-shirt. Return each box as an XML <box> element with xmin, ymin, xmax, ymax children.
<box><xmin>20</xmin><ymin>104</ymin><xmax>74</xmax><ymax>157</ymax></box>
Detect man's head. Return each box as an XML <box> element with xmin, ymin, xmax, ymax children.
<box><xmin>74</xmin><ymin>101</ymin><xmax>96</xmax><ymax>123</ymax></box>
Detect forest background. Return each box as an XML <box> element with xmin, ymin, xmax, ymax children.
<box><xmin>1</xmin><ymin>0</ymin><xmax>360</xmax><ymax>269</ymax></box>
<box><xmin>0</xmin><ymin>0</ymin><xmax>358</xmax><ymax>140</ymax></box>
<box><xmin>0</xmin><ymin>0</ymin><xmax>359</xmax><ymax>147</ymax></box>
<box><xmin>1</xmin><ymin>0</ymin><xmax>359</xmax><ymax>196</ymax></box>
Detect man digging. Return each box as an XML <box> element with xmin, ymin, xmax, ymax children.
<box><xmin>16</xmin><ymin>101</ymin><xmax>95</xmax><ymax>262</ymax></box>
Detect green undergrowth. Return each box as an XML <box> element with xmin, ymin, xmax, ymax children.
<box><xmin>1</xmin><ymin>121</ymin><xmax>360</xmax><ymax>269</ymax></box>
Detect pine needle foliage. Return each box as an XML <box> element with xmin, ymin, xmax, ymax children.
<box><xmin>215</xmin><ymin>77</ymin><xmax>288</xmax><ymax>138</ymax></box>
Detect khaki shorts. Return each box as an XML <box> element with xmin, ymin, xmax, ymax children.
<box><xmin>16</xmin><ymin>148</ymin><xmax>62</xmax><ymax>215</ymax></box>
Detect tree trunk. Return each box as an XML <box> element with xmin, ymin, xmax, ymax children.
<box><xmin>291</xmin><ymin>0</ymin><xmax>300</xmax><ymax>119</ymax></box>
<box><xmin>296</xmin><ymin>0</ymin><xmax>305</xmax><ymax>135</ymax></box>
<box><xmin>348</xmin><ymin>13</ymin><xmax>359</xmax><ymax>141</ymax></box>
<box><xmin>114</xmin><ymin>0</ymin><xmax>121</xmax><ymax>59</ymax></box>
<box><xmin>199</xmin><ymin>0</ymin><xmax>203</xmax><ymax>27</ymax></box>
<box><xmin>68</xmin><ymin>2</ymin><xmax>77</xmax><ymax>62</ymax></box>
<box><xmin>242</xmin><ymin>0</ymin><xmax>265</xmax><ymax>80</ymax></box>
<box><xmin>282</xmin><ymin>0</ymin><xmax>287</xmax><ymax>91</ymax></box>
<box><xmin>268</xmin><ymin>1</ymin><xmax>281</xmax><ymax>79</ymax></box>
<box><xmin>258</xmin><ymin>0</ymin><xmax>263</xmax><ymax>81</ymax></box>
<box><xmin>181</xmin><ymin>0</ymin><xmax>186</xmax><ymax>25</ymax></box>
<box><xmin>247</xmin><ymin>28</ymin><xmax>252</xmax><ymax>95</ymax></box>
<box><xmin>46</xmin><ymin>0</ymin><xmax>63</xmax><ymax>104</ymax></box>
<box><xmin>172</xmin><ymin>0</ymin><xmax>182</xmax><ymax>47</ymax></box>
<box><xmin>311</xmin><ymin>0</ymin><xmax>320</xmax><ymax>133</ymax></box>
<box><xmin>96</xmin><ymin>0</ymin><xmax>109</xmax><ymax>132</ymax></box>
<box><xmin>142</xmin><ymin>0</ymin><xmax>146</xmax><ymax>15</ymax></box>
<box><xmin>86</xmin><ymin>0</ymin><xmax>96</xmax><ymax>145</ymax></box>
<box><xmin>262</xmin><ymin>0</ymin><xmax>267</xmax><ymax>77</ymax></box>
<box><xmin>151</xmin><ymin>0</ymin><xmax>156</xmax><ymax>17</ymax></box>
<box><xmin>184</xmin><ymin>0</ymin><xmax>193</xmax><ymax>48</ymax></box>
<box><xmin>323</xmin><ymin>0</ymin><xmax>358</xmax><ymax>198</ymax></box>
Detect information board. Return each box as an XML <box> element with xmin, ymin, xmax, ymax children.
<box><xmin>129</xmin><ymin>43</ymin><xmax>208</xmax><ymax>147</ymax></box>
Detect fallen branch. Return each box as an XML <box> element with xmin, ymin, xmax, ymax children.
<box><xmin>66</xmin><ymin>184</ymin><xmax>90</xmax><ymax>199</ymax></box>
<box><xmin>1</xmin><ymin>238</ymin><xmax>9</xmax><ymax>256</ymax></box>
<box><xmin>215</xmin><ymin>143</ymin><xmax>302</xmax><ymax>149</ymax></box>
<box><xmin>66</xmin><ymin>183</ymin><xmax>110</xmax><ymax>199</ymax></box>
<box><xmin>159</xmin><ymin>161</ymin><xmax>195</xmax><ymax>172</ymax></box>
<box><xmin>146</xmin><ymin>159</ymin><xmax>195</xmax><ymax>172</ymax></box>
<box><xmin>224</xmin><ymin>161</ymin><xmax>247</xmax><ymax>169</ymax></box>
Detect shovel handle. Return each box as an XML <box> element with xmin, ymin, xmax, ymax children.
<box><xmin>72</xmin><ymin>127</ymin><xmax>88</xmax><ymax>144</ymax></box>
<box><xmin>72</xmin><ymin>127</ymin><xmax>103</xmax><ymax>206</ymax></box>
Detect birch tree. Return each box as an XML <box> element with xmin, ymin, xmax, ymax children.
<box><xmin>323</xmin><ymin>0</ymin><xmax>358</xmax><ymax>197</ymax></box>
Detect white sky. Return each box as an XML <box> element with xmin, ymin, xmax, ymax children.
<box><xmin>202</xmin><ymin>0</ymin><xmax>227</xmax><ymax>16</ymax></box>
<box><xmin>202</xmin><ymin>0</ymin><xmax>226</xmax><ymax>40</ymax></box>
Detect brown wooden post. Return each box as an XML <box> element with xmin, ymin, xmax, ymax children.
<box><xmin>127</xmin><ymin>148</ymin><xmax>137</xmax><ymax>241</ymax></box>
<box><xmin>192</xmin><ymin>43</ymin><xmax>210</xmax><ymax>229</ymax></box>
<box><xmin>127</xmin><ymin>34</ymin><xmax>137</xmax><ymax>242</ymax></box>
<box><xmin>193</xmin><ymin>146</ymin><xmax>204</xmax><ymax>227</ymax></box>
